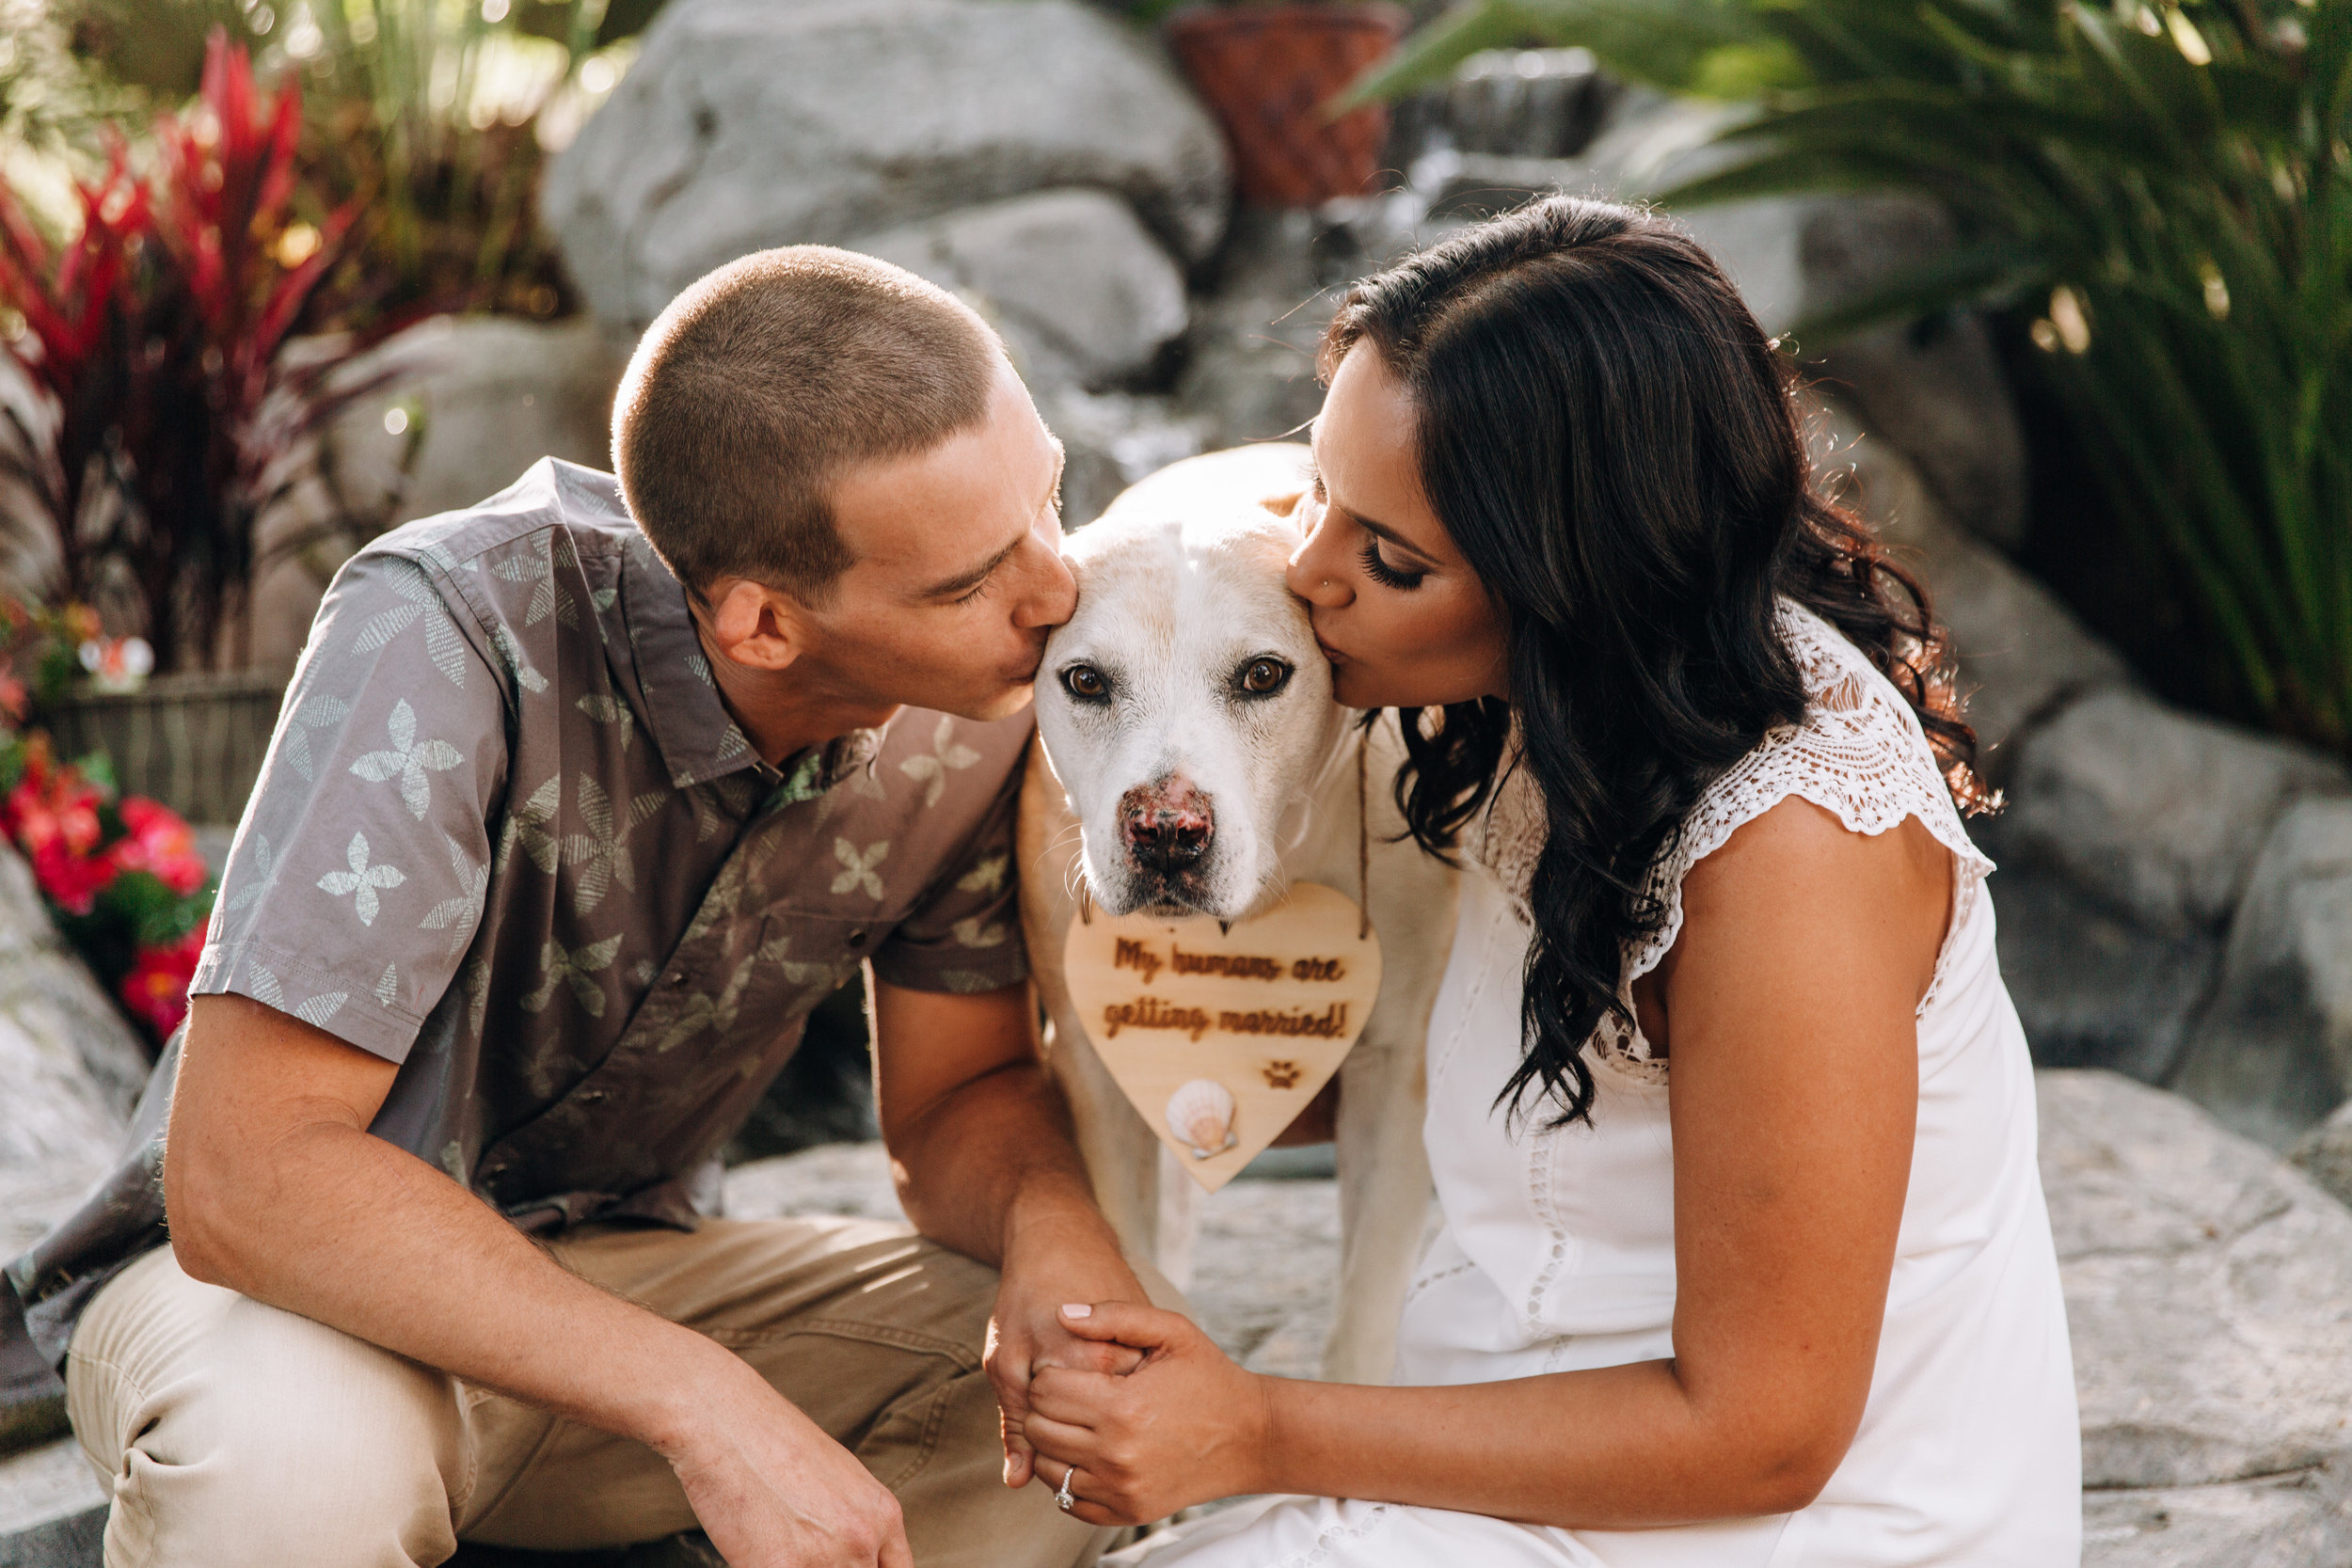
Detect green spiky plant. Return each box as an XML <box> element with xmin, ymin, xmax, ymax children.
<box><xmin>1354</xmin><ymin>0</ymin><xmax>2352</xmax><ymax>753</ymax></box>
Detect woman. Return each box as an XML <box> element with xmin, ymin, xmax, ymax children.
<box><xmin>1020</xmin><ymin>197</ymin><xmax>2080</xmax><ymax>1566</ymax></box>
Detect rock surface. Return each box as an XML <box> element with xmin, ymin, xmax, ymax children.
<box><xmin>1811</xmin><ymin>394</ymin><xmax>2125</xmax><ymax>772</ymax></box>
<box><xmin>2042</xmin><ymin>1069</ymin><xmax>2352</xmax><ymax>1520</ymax></box>
<box><xmin>2083</xmin><ymin>1461</ymin><xmax>2352</xmax><ymax>1568</ymax></box>
<box><xmin>543</xmin><ymin>0</ymin><xmax>1229</xmax><ymax>329</ymax></box>
<box><xmin>249</xmin><ymin>315</ymin><xmax>632</xmax><ymax>673</ymax></box>
<box><xmin>2175</xmin><ymin>798</ymin><xmax>2352</xmax><ymax>1148</ymax></box>
<box><xmin>0</xmin><ymin>843</ymin><xmax>149</xmax><ymax>1264</ymax></box>
<box><xmin>1793</xmin><ymin>197</ymin><xmax>2028</xmax><ymax>551</ymax></box>
<box><xmin>0</xmin><ymin>837</ymin><xmax>149</xmax><ymax>1460</ymax></box>
<box><xmin>0</xmin><ymin>1439</ymin><xmax>104</xmax><ymax>1568</ymax></box>
<box><xmin>2003</xmin><ymin>689</ymin><xmax>2346</xmax><ymax>941</ymax></box>
<box><xmin>1982</xmin><ymin>857</ymin><xmax>2218</xmax><ymax>1085</ymax></box>
<box><xmin>1172</xmin><ymin>210</ymin><xmax>1345</xmax><ymax>453</ymax></box>
<box><xmin>850</xmin><ymin>189</ymin><xmax>1190</xmax><ymax>392</ymax></box>
<box><xmin>2290</xmin><ymin>1097</ymin><xmax>2352</xmax><ymax>1210</ymax></box>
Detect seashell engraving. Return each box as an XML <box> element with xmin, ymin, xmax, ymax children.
<box><xmin>1165</xmin><ymin>1078</ymin><xmax>1238</xmax><ymax>1160</ymax></box>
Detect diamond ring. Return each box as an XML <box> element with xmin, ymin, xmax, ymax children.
<box><xmin>1054</xmin><ymin>1464</ymin><xmax>1078</xmax><ymax>1513</ymax></box>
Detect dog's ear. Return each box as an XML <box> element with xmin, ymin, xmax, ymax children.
<box><xmin>1257</xmin><ymin>487</ymin><xmax>1311</xmax><ymax>534</ymax></box>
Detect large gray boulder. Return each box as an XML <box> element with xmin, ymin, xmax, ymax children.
<box><xmin>1172</xmin><ymin>210</ymin><xmax>1345</xmax><ymax>453</ymax></box>
<box><xmin>2042</xmin><ymin>1069</ymin><xmax>2352</xmax><ymax>1563</ymax></box>
<box><xmin>1793</xmin><ymin>197</ymin><xmax>2028</xmax><ymax>552</ymax></box>
<box><xmin>1984</xmin><ymin>694</ymin><xmax>2351</xmax><ymax>1134</ymax></box>
<box><xmin>2174</xmin><ymin>798</ymin><xmax>2352</xmax><ymax>1148</ymax></box>
<box><xmin>849</xmin><ymin>189</ymin><xmax>1190</xmax><ymax>392</ymax></box>
<box><xmin>542</xmin><ymin>0</ymin><xmax>1230</xmax><ymax>329</ymax></box>
<box><xmin>1811</xmin><ymin>395</ymin><xmax>2124</xmax><ymax>770</ymax></box>
<box><xmin>249</xmin><ymin>316</ymin><xmax>632</xmax><ymax>674</ymax></box>
<box><xmin>1987</xmin><ymin>858</ymin><xmax>2219</xmax><ymax>1084</ymax></box>
<box><xmin>2290</xmin><ymin>1096</ymin><xmax>2352</xmax><ymax>1210</ymax></box>
<box><xmin>0</xmin><ymin>846</ymin><xmax>148</xmax><ymax>1264</ymax></box>
<box><xmin>0</xmin><ymin>839</ymin><xmax>150</xmax><ymax>1461</ymax></box>
<box><xmin>2002</xmin><ymin>689</ymin><xmax>2346</xmax><ymax>941</ymax></box>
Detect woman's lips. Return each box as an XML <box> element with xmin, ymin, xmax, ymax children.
<box><xmin>1311</xmin><ymin>624</ymin><xmax>1348</xmax><ymax>664</ymax></box>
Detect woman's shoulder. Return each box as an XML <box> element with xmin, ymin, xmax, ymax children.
<box><xmin>1701</xmin><ymin>600</ymin><xmax>1983</xmax><ymax>848</ymax></box>
<box><xmin>1630</xmin><ymin>600</ymin><xmax>1993</xmax><ymax>977</ymax></box>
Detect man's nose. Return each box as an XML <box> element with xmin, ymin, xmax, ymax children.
<box><xmin>1015</xmin><ymin>527</ymin><xmax>1080</xmax><ymax>631</ymax></box>
<box><xmin>1120</xmin><ymin>777</ymin><xmax>1215</xmax><ymax>875</ymax></box>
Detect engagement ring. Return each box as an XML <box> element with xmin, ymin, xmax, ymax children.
<box><xmin>1055</xmin><ymin>1465</ymin><xmax>1078</xmax><ymax>1513</ymax></box>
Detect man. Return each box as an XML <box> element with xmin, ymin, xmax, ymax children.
<box><xmin>2</xmin><ymin>248</ymin><xmax>1148</xmax><ymax>1568</ymax></box>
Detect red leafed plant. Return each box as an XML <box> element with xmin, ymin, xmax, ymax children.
<box><xmin>0</xmin><ymin>30</ymin><xmax>404</xmax><ymax>674</ymax></box>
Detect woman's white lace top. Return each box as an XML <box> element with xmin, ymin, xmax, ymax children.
<box><xmin>1464</xmin><ymin>598</ymin><xmax>1994</xmax><ymax>1083</ymax></box>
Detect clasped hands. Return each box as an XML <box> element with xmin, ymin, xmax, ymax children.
<box><xmin>991</xmin><ymin>1290</ymin><xmax>1275</xmax><ymax>1528</ymax></box>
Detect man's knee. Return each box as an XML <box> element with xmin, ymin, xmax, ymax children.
<box><xmin>70</xmin><ymin>1253</ymin><xmax>466</xmax><ymax>1568</ymax></box>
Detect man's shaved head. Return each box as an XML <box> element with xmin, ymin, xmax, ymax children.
<box><xmin>612</xmin><ymin>245</ymin><xmax>1006</xmax><ymax>601</ymax></box>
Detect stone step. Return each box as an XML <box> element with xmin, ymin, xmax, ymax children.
<box><xmin>0</xmin><ymin>1439</ymin><xmax>103</xmax><ymax>1568</ymax></box>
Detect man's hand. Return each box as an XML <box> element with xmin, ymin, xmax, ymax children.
<box><xmin>867</xmin><ymin>979</ymin><xmax>1152</xmax><ymax>1491</ymax></box>
<box><xmin>660</xmin><ymin>1350</ymin><xmax>913</xmax><ymax>1568</ymax></box>
<box><xmin>983</xmin><ymin>1209</ymin><xmax>1148</xmax><ymax>1488</ymax></box>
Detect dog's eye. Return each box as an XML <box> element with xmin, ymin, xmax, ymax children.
<box><xmin>1237</xmin><ymin>657</ymin><xmax>1292</xmax><ymax>697</ymax></box>
<box><xmin>1060</xmin><ymin>664</ymin><xmax>1110</xmax><ymax>703</ymax></box>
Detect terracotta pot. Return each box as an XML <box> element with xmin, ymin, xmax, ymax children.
<box><xmin>52</xmin><ymin>671</ymin><xmax>288</xmax><ymax>826</ymax></box>
<box><xmin>1166</xmin><ymin>3</ymin><xmax>1410</xmax><ymax>209</ymax></box>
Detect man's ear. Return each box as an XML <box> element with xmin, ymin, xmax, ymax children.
<box><xmin>701</xmin><ymin>578</ymin><xmax>806</xmax><ymax>673</ymax></box>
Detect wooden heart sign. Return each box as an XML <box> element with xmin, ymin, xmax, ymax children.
<box><xmin>1063</xmin><ymin>882</ymin><xmax>1381</xmax><ymax>1193</ymax></box>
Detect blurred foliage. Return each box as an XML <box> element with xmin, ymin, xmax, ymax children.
<box><xmin>1357</xmin><ymin>0</ymin><xmax>2352</xmax><ymax>755</ymax></box>
<box><xmin>15</xmin><ymin>0</ymin><xmax>679</xmax><ymax>329</ymax></box>
<box><xmin>0</xmin><ymin>35</ymin><xmax>398</xmax><ymax>671</ymax></box>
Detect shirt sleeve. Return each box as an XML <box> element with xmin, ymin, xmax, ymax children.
<box><xmin>190</xmin><ymin>548</ymin><xmax>508</xmax><ymax>1062</ymax></box>
<box><xmin>869</xmin><ymin>752</ymin><xmax>1028</xmax><ymax>995</ymax></box>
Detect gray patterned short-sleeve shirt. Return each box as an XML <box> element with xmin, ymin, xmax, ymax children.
<box><xmin>5</xmin><ymin>458</ymin><xmax>1032</xmax><ymax>1366</ymax></box>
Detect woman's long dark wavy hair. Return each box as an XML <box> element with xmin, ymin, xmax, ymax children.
<box><xmin>1324</xmin><ymin>196</ymin><xmax>1992</xmax><ymax>1130</ymax></box>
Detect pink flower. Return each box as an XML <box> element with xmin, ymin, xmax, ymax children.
<box><xmin>30</xmin><ymin>833</ymin><xmax>114</xmax><ymax>914</ymax></box>
<box><xmin>7</xmin><ymin>745</ymin><xmax>112</xmax><ymax>911</ymax></box>
<box><xmin>121</xmin><ymin>928</ymin><xmax>204</xmax><ymax>1039</ymax></box>
<box><xmin>111</xmin><ymin>796</ymin><xmax>209</xmax><ymax>896</ymax></box>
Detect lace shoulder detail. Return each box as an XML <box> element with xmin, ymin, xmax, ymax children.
<box><xmin>1464</xmin><ymin>598</ymin><xmax>1994</xmax><ymax>1082</ymax></box>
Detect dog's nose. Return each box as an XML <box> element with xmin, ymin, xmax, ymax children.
<box><xmin>1120</xmin><ymin>777</ymin><xmax>1215</xmax><ymax>876</ymax></box>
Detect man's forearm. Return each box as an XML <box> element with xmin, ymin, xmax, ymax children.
<box><xmin>172</xmin><ymin>1111</ymin><xmax>740</xmax><ymax>1453</ymax></box>
<box><xmin>165</xmin><ymin>990</ymin><xmax>744</xmax><ymax>1458</ymax></box>
<box><xmin>886</xmin><ymin>1058</ymin><xmax>1115</xmax><ymax>1268</ymax></box>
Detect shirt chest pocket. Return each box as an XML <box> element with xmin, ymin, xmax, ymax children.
<box><xmin>720</xmin><ymin>911</ymin><xmax>878</xmax><ymax>1035</ymax></box>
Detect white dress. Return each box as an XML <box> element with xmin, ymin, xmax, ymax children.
<box><xmin>1113</xmin><ymin>603</ymin><xmax>2081</xmax><ymax>1568</ymax></box>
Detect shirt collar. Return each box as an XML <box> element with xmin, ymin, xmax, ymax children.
<box><xmin>617</xmin><ymin>531</ymin><xmax>890</xmax><ymax>797</ymax></box>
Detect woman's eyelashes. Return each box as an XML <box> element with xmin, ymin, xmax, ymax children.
<box><xmin>1358</xmin><ymin>538</ymin><xmax>1425</xmax><ymax>591</ymax></box>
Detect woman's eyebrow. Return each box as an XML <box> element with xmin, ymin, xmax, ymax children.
<box><xmin>1354</xmin><ymin>513</ymin><xmax>1438</xmax><ymax>566</ymax></box>
<box><xmin>1309</xmin><ymin>433</ymin><xmax>1439</xmax><ymax>565</ymax></box>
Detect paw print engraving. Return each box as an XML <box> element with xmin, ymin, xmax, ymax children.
<box><xmin>1262</xmin><ymin>1060</ymin><xmax>1301</xmax><ymax>1089</ymax></box>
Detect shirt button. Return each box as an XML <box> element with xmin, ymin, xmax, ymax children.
<box><xmin>668</xmin><ymin>970</ymin><xmax>690</xmax><ymax>987</ymax></box>
<box><xmin>578</xmin><ymin>1087</ymin><xmax>606</xmax><ymax>1105</ymax></box>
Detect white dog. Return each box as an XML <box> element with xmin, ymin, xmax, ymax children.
<box><xmin>1018</xmin><ymin>446</ymin><xmax>1459</xmax><ymax>1383</ymax></box>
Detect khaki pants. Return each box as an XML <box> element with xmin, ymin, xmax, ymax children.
<box><xmin>65</xmin><ymin>1216</ymin><xmax>1111</xmax><ymax>1568</ymax></box>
